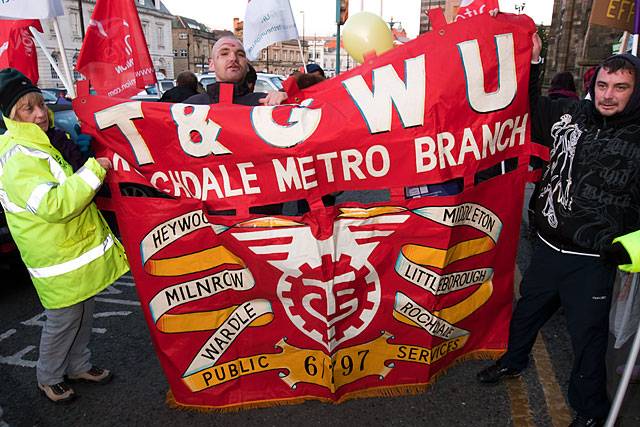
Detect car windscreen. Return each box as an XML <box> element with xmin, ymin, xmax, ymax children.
<box><xmin>270</xmin><ymin>76</ymin><xmax>284</xmax><ymax>90</ymax></box>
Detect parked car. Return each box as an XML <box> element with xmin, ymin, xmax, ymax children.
<box><xmin>0</xmin><ymin>206</ymin><xmax>28</xmax><ymax>281</ymax></box>
<box><xmin>196</xmin><ymin>72</ymin><xmax>216</xmax><ymax>91</ymax></box>
<box><xmin>49</xmin><ymin>104</ymin><xmax>80</xmax><ymax>140</ymax></box>
<box><xmin>195</xmin><ymin>72</ymin><xmax>284</xmax><ymax>93</ymax></box>
<box><xmin>41</xmin><ymin>89</ymin><xmax>61</xmax><ymax>105</ymax></box>
<box><xmin>132</xmin><ymin>85</ymin><xmax>161</xmax><ymax>101</ymax></box>
<box><xmin>158</xmin><ymin>79</ymin><xmax>175</xmax><ymax>93</ymax></box>
<box><xmin>255</xmin><ymin>73</ymin><xmax>284</xmax><ymax>92</ymax></box>
<box><xmin>41</xmin><ymin>87</ymin><xmax>68</xmax><ymax>98</ymax></box>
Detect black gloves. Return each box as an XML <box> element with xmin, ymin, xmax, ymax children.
<box><xmin>600</xmin><ymin>242</ymin><xmax>631</xmax><ymax>266</ymax></box>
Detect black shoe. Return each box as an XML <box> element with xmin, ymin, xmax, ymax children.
<box><xmin>476</xmin><ymin>363</ymin><xmax>521</xmax><ymax>384</ymax></box>
<box><xmin>568</xmin><ymin>415</ymin><xmax>603</xmax><ymax>427</ymax></box>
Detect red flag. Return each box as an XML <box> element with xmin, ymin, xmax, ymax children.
<box><xmin>75</xmin><ymin>0</ymin><xmax>156</xmax><ymax>98</ymax></box>
<box><xmin>0</xmin><ymin>20</ymin><xmax>42</xmax><ymax>84</ymax></box>
<box><xmin>454</xmin><ymin>0</ymin><xmax>499</xmax><ymax>21</ymax></box>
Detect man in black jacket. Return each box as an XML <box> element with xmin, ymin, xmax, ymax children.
<box><xmin>159</xmin><ymin>71</ymin><xmax>199</xmax><ymax>103</ymax></box>
<box><xmin>477</xmin><ymin>34</ymin><xmax>640</xmax><ymax>427</ymax></box>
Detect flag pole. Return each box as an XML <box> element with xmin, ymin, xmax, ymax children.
<box><xmin>605</xmin><ymin>317</ymin><xmax>640</xmax><ymax>427</ymax></box>
<box><xmin>29</xmin><ymin>26</ymin><xmax>73</xmax><ymax>96</ymax></box>
<box><xmin>52</xmin><ymin>16</ymin><xmax>75</xmax><ymax>97</ymax></box>
<box><xmin>335</xmin><ymin>0</ymin><xmax>341</xmax><ymax>75</ymax></box>
<box><xmin>297</xmin><ymin>38</ymin><xmax>306</xmax><ymax>71</ymax></box>
<box><xmin>634</xmin><ymin>0</ymin><xmax>639</xmax><ymax>56</ymax></box>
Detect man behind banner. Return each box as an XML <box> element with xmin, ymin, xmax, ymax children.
<box><xmin>0</xmin><ymin>68</ymin><xmax>129</xmax><ymax>404</ymax></box>
<box><xmin>184</xmin><ymin>36</ymin><xmax>286</xmax><ymax>215</ymax></box>
<box><xmin>477</xmin><ymin>32</ymin><xmax>640</xmax><ymax>426</ymax></box>
<box><xmin>184</xmin><ymin>36</ymin><xmax>287</xmax><ymax>106</ymax></box>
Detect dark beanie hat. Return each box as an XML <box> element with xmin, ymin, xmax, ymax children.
<box><xmin>0</xmin><ymin>68</ymin><xmax>41</xmax><ymax>117</ymax></box>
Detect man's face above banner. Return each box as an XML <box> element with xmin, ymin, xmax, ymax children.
<box><xmin>209</xmin><ymin>38</ymin><xmax>248</xmax><ymax>83</ymax></box>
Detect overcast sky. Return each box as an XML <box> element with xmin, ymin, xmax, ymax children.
<box><xmin>162</xmin><ymin>0</ymin><xmax>553</xmax><ymax>39</ymax></box>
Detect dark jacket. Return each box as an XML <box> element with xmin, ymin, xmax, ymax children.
<box><xmin>530</xmin><ymin>54</ymin><xmax>640</xmax><ymax>253</ymax></box>
<box><xmin>47</xmin><ymin>127</ymin><xmax>85</xmax><ymax>172</ymax></box>
<box><xmin>183</xmin><ymin>81</ymin><xmax>266</xmax><ymax>106</ymax></box>
<box><xmin>159</xmin><ymin>86</ymin><xmax>199</xmax><ymax>103</ymax></box>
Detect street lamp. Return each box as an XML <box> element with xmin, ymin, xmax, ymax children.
<box><xmin>300</xmin><ymin>10</ymin><xmax>305</xmax><ymax>64</ymax></box>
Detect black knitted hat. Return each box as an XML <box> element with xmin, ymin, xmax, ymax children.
<box><xmin>0</xmin><ymin>68</ymin><xmax>41</xmax><ymax>117</ymax></box>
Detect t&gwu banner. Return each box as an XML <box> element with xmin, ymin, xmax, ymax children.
<box><xmin>0</xmin><ymin>19</ymin><xmax>42</xmax><ymax>84</ymax></box>
<box><xmin>76</xmin><ymin>0</ymin><xmax>156</xmax><ymax>98</ymax></box>
<box><xmin>74</xmin><ymin>14</ymin><xmax>538</xmax><ymax>410</ymax></box>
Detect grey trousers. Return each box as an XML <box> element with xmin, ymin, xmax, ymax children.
<box><xmin>37</xmin><ymin>298</ymin><xmax>95</xmax><ymax>385</ymax></box>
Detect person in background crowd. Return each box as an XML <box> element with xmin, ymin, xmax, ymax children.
<box><xmin>548</xmin><ymin>71</ymin><xmax>579</xmax><ymax>100</ymax></box>
<box><xmin>159</xmin><ymin>71</ymin><xmax>198</xmax><ymax>103</ymax></box>
<box><xmin>305</xmin><ymin>63</ymin><xmax>326</xmax><ymax>79</ymax></box>
<box><xmin>582</xmin><ymin>66</ymin><xmax>598</xmax><ymax>97</ymax></box>
<box><xmin>476</xmin><ymin>33</ymin><xmax>640</xmax><ymax>427</ymax></box>
<box><xmin>0</xmin><ymin>68</ymin><xmax>129</xmax><ymax>404</ymax></box>
<box><xmin>56</xmin><ymin>89</ymin><xmax>71</xmax><ymax>105</ymax></box>
<box><xmin>296</xmin><ymin>72</ymin><xmax>325</xmax><ymax>90</ymax></box>
<box><xmin>245</xmin><ymin>63</ymin><xmax>257</xmax><ymax>93</ymax></box>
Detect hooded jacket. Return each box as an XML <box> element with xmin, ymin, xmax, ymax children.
<box><xmin>0</xmin><ymin>116</ymin><xmax>129</xmax><ymax>309</ymax></box>
<box><xmin>529</xmin><ymin>54</ymin><xmax>640</xmax><ymax>255</ymax></box>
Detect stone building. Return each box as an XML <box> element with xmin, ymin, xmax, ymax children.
<box><xmin>36</xmin><ymin>0</ymin><xmax>174</xmax><ymax>88</ymax></box>
<box><xmin>171</xmin><ymin>16</ymin><xmax>232</xmax><ymax>75</ymax></box>
<box><xmin>253</xmin><ymin>41</ymin><xmax>302</xmax><ymax>75</ymax></box>
<box><xmin>545</xmin><ymin>0</ymin><xmax>622</xmax><ymax>90</ymax></box>
<box><xmin>419</xmin><ymin>0</ymin><xmax>448</xmax><ymax>33</ymax></box>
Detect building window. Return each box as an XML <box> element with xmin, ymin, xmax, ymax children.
<box><xmin>261</xmin><ymin>50</ymin><xmax>267</xmax><ymax>60</ymax></box>
<box><xmin>72</xmin><ymin>52</ymin><xmax>82</xmax><ymax>80</ymax></box>
<box><xmin>156</xmin><ymin>25</ymin><xmax>164</xmax><ymax>48</ymax></box>
<box><xmin>141</xmin><ymin>21</ymin><xmax>149</xmax><ymax>42</ymax></box>
<box><xmin>179</xmin><ymin>49</ymin><xmax>188</xmax><ymax>57</ymax></box>
<box><xmin>49</xmin><ymin>52</ymin><xmax>60</xmax><ymax>80</ymax></box>
<box><xmin>179</xmin><ymin>32</ymin><xmax>188</xmax><ymax>40</ymax></box>
<box><xmin>173</xmin><ymin>49</ymin><xmax>178</xmax><ymax>57</ymax></box>
<box><xmin>70</xmin><ymin>11</ymin><xmax>80</xmax><ymax>37</ymax></box>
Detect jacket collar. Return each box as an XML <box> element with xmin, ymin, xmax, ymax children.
<box><xmin>206</xmin><ymin>80</ymin><xmax>251</xmax><ymax>103</ymax></box>
<box><xmin>1</xmin><ymin>115</ymin><xmax>50</xmax><ymax>147</ymax></box>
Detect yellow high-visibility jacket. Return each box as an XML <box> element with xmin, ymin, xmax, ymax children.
<box><xmin>0</xmin><ymin>116</ymin><xmax>128</xmax><ymax>309</ymax></box>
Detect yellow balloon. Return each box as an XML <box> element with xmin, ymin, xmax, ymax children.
<box><xmin>342</xmin><ymin>12</ymin><xmax>394</xmax><ymax>64</ymax></box>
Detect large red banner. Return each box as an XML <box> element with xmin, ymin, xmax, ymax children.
<box><xmin>74</xmin><ymin>14</ymin><xmax>538</xmax><ymax>410</ymax></box>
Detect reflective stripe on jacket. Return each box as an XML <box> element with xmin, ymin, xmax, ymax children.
<box><xmin>0</xmin><ymin>116</ymin><xmax>129</xmax><ymax>309</ymax></box>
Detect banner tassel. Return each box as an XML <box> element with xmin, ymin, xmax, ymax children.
<box><xmin>165</xmin><ymin>349</ymin><xmax>505</xmax><ymax>412</ymax></box>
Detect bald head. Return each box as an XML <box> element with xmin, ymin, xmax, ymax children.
<box><xmin>209</xmin><ymin>36</ymin><xmax>248</xmax><ymax>83</ymax></box>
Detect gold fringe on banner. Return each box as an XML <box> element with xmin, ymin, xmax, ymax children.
<box><xmin>164</xmin><ymin>349</ymin><xmax>505</xmax><ymax>413</ymax></box>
